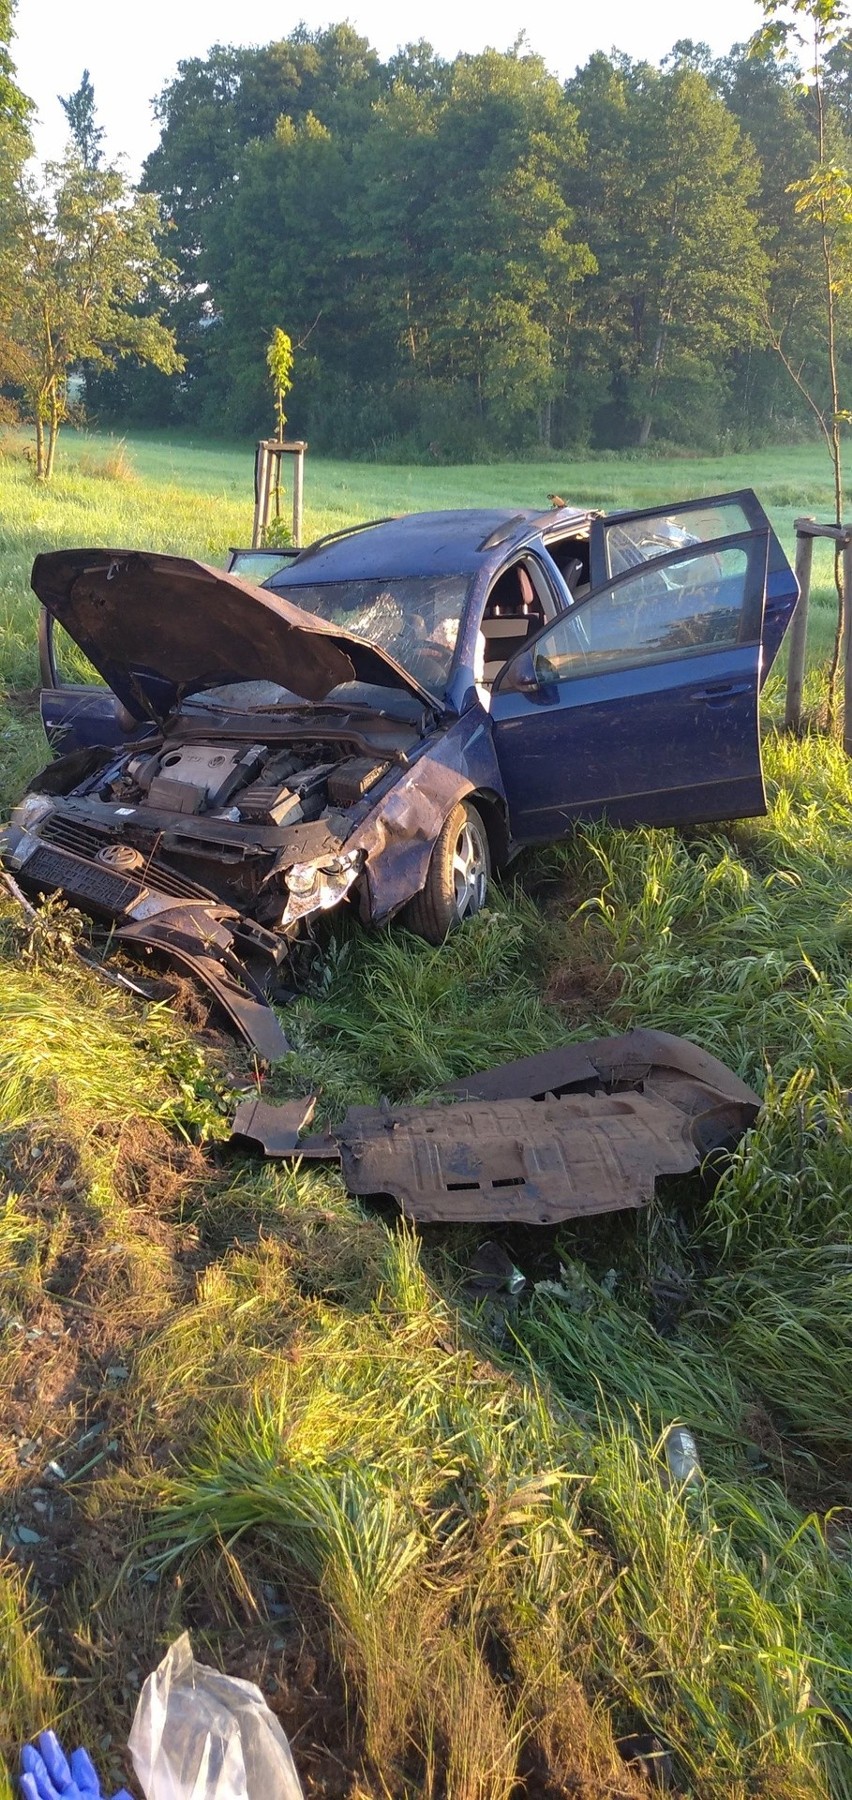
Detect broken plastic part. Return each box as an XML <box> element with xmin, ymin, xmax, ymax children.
<box><xmin>231</xmin><ymin>1094</ymin><xmax>319</xmax><ymax>1154</ymax></box>
<box><xmin>616</xmin><ymin>1733</ymin><xmax>673</xmax><ymax>1791</ymax></box>
<box><xmin>468</xmin><ymin>1241</ymin><xmax>526</xmax><ymax>1296</ymax></box>
<box><xmin>117</xmin><ymin>907</ymin><xmax>290</xmax><ymax>1061</ymax></box>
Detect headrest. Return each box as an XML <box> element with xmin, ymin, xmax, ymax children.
<box><xmin>517</xmin><ymin>565</ymin><xmax>535</xmax><ymax>608</ymax></box>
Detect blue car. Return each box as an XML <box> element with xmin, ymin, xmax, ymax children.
<box><xmin>3</xmin><ymin>492</ymin><xmax>798</xmax><ymax>1056</ymax></box>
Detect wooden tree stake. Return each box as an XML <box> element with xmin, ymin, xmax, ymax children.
<box><xmin>251</xmin><ymin>440</ymin><xmax>308</xmax><ymax>548</ymax></box>
<box><xmin>784</xmin><ymin>520</ymin><xmax>814</xmax><ymax>733</ymax></box>
<box><xmin>843</xmin><ymin>535</ymin><xmax>852</xmax><ymax>757</ymax></box>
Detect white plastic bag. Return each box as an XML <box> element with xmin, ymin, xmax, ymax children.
<box><xmin>128</xmin><ymin>1632</ymin><xmax>305</xmax><ymax>1800</ymax></box>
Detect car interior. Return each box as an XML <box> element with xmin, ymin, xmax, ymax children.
<box><xmin>544</xmin><ymin>530</ymin><xmax>592</xmax><ymax>598</ymax></box>
<box><xmin>477</xmin><ymin>534</ymin><xmax>592</xmax><ymax>689</ymax></box>
<box><xmin>478</xmin><ymin>563</ymin><xmax>546</xmax><ymax>686</ymax></box>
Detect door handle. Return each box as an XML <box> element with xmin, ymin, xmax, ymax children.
<box><xmin>690</xmin><ymin>681</ymin><xmax>751</xmax><ymax>704</ymax></box>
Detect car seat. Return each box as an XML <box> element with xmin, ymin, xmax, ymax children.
<box><xmin>479</xmin><ymin>564</ymin><xmax>544</xmax><ymax>686</ymax></box>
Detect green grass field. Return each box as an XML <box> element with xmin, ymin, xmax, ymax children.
<box><xmin>1</xmin><ymin>430</ymin><xmax>851</xmax><ymax>1800</ymax></box>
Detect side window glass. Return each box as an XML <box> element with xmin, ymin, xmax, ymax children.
<box><xmin>606</xmin><ymin>502</ymin><xmax>751</xmax><ymax>577</ymax></box>
<box><xmin>531</xmin><ymin>545</ymin><xmax>750</xmax><ymax>685</ymax></box>
<box><xmin>228</xmin><ymin>549</ymin><xmax>297</xmax><ymax>582</ymax></box>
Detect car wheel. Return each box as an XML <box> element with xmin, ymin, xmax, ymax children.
<box><xmin>404</xmin><ymin>800</ymin><xmax>491</xmax><ymax>943</ymax></box>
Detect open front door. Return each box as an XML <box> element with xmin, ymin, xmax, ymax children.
<box><xmin>491</xmin><ymin>529</ymin><xmax>769</xmax><ymax>842</ymax></box>
<box><xmin>38</xmin><ymin>608</ymin><xmax>140</xmax><ymax>753</ymax></box>
<box><xmin>587</xmin><ymin>488</ymin><xmax>798</xmax><ymax>676</ymax></box>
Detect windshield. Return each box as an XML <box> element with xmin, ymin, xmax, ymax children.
<box><xmin>272</xmin><ymin>574</ymin><xmax>469</xmax><ymax>690</ymax></box>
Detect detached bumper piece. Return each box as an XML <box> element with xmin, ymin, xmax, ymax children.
<box><xmin>116</xmin><ymin>909</ymin><xmax>289</xmax><ymax>1064</ymax></box>
<box><xmin>230</xmin><ymin>1029</ymin><xmax>760</xmax><ymax>1225</ymax></box>
<box><xmin>5</xmin><ymin>832</ymin><xmax>290</xmax><ymax>1061</ymax></box>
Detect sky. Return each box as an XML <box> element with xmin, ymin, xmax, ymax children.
<box><xmin>15</xmin><ymin>0</ymin><xmax>763</xmax><ymax>177</ymax></box>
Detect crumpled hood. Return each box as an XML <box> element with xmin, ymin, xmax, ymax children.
<box><xmin>31</xmin><ymin>548</ymin><xmax>438</xmax><ymax>720</ymax></box>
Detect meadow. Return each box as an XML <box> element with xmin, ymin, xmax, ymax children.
<box><xmin>0</xmin><ymin>430</ymin><xmax>851</xmax><ymax>1800</ymax></box>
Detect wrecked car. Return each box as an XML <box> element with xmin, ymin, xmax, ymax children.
<box><xmin>2</xmin><ymin>492</ymin><xmax>798</xmax><ymax>1056</ymax></box>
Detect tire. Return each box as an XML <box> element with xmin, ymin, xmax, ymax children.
<box><xmin>403</xmin><ymin>800</ymin><xmax>491</xmax><ymax>944</ymax></box>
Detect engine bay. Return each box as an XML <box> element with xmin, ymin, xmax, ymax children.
<box><xmin>104</xmin><ymin>736</ymin><xmax>393</xmax><ymax>829</ymax></box>
<box><xmin>3</xmin><ymin>707</ymin><xmax>407</xmax><ymax>950</ymax></box>
<box><xmin>1</xmin><ymin>713</ymin><xmax>411</xmax><ymax>1056</ymax></box>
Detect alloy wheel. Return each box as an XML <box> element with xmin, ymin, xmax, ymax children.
<box><xmin>451</xmin><ymin>816</ymin><xmax>489</xmax><ymax>919</ymax></box>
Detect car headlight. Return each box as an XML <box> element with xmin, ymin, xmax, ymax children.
<box><xmin>282</xmin><ymin>848</ymin><xmax>365</xmax><ymax>925</ymax></box>
<box><xmin>12</xmin><ymin>793</ymin><xmax>52</xmax><ymax>831</ymax></box>
<box><xmin>3</xmin><ymin>793</ymin><xmax>53</xmax><ymax>868</ymax></box>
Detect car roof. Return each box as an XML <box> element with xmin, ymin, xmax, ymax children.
<box><xmin>272</xmin><ymin>506</ymin><xmax>590</xmax><ymax>587</ymax></box>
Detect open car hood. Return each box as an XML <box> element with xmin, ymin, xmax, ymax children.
<box><xmin>31</xmin><ymin>548</ymin><xmax>439</xmax><ymax>721</ymax></box>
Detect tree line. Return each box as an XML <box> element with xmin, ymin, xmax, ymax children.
<box><xmin>4</xmin><ymin>11</ymin><xmax>852</xmax><ymax>458</ymax></box>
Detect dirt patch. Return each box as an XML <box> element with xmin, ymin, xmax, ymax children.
<box><xmin>182</xmin><ymin>1560</ymin><xmax>365</xmax><ymax>1800</ymax></box>
<box><xmin>0</xmin><ymin>1115</ymin><xmax>206</xmax><ymax>1597</ymax></box>
<box><xmin>742</xmin><ymin>1403</ymin><xmax>852</xmax><ymax>1513</ymax></box>
<box><xmin>0</xmin><ymin>685</ymin><xmax>42</xmax><ymax>715</ymax></box>
<box><xmin>544</xmin><ymin>953</ymin><xmax>623</xmax><ymax>1019</ymax></box>
<box><xmin>110</xmin><ymin>1117</ymin><xmax>210</xmax><ymax>1225</ymax></box>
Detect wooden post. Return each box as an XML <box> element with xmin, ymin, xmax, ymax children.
<box><xmin>292</xmin><ymin>444</ymin><xmax>305</xmax><ymax>548</ymax></box>
<box><xmin>252</xmin><ymin>438</ymin><xmax>308</xmax><ymax>548</ymax></box>
<box><xmin>784</xmin><ymin>519</ymin><xmax>814</xmax><ymax>734</ymax></box>
<box><xmin>262</xmin><ymin>442</ymin><xmax>276</xmax><ymax>541</ymax></box>
<box><xmin>251</xmin><ymin>440</ymin><xmax>271</xmax><ymax>548</ymax></box>
<box><xmin>843</xmin><ymin>533</ymin><xmax>852</xmax><ymax>758</ymax></box>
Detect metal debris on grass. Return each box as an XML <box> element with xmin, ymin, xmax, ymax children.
<box><xmin>230</xmin><ymin>1029</ymin><xmax>760</xmax><ymax>1226</ymax></box>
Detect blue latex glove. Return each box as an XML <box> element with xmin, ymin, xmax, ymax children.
<box><xmin>69</xmin><ymin>1750</ymin><xmax>101</xmax><ymax>1796</ymax></box>
<box><xmin>19</xmin><ymin>1732</ymin><xmax>133</xmax><ymax>1800</ymax></box>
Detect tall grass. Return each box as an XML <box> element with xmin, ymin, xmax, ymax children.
<box><xmin>148</xmin><ymin>1233</ymin><xmax>842</xmax><ymax>1799</ymax></box>
<box><xmin>696</xmin><ymin>1246</ymin><xmax>852</xmax><ymax>1456</ymax></box>
<box><xmin>537</xmin><ymin>731</ymin><xmax>852</xmax><ymax>1091</ymax></box>
<box><xmin>0</xmin><ymin>903</ymin><xmax>223</xmax><ymax>1141</ymax></box>
<box><xmin>0</xmin><ymin>1559</ymin><xmax>57</xmax><ymax>1788</ymax></box>
<box><xmin>278</xmin><ymin>892</ymin><xmax>562</xmax><ymax>1113</ymax></box>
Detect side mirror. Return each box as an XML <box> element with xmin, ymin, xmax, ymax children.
<box><xmin>495</xmin><ymin>647</ymin><xmax>541</xmax><ymax>696</ymax></box>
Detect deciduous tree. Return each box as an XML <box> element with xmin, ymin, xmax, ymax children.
<box><xmin>0</xmin><ymin>1</ymin><xmax>31</xmax><ymax>423</ymax></box>
<box><xmin>2</xmin><ymin>157</ymin><xmax>182</xmax><ymax>479</ymax></box>
<box><xmin>566</xmin><ymin>55</ymin><xmax>765</xmax><ymax>444</ymax></box>
<box><xmin>0</xmin><ymin>0</ymin><xmax>30</xmax><ymax>132</ymax></box>
<box><xmin>752</xmin><ymin>0</ymin><xmax>852</xmax><ymax>725</ymax></box>
<box><xmin>58</xmin><ymin>68</ymin><xmax>105</xmax><ymax>168</ymax></box>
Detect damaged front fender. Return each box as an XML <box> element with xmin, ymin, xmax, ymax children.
<box><xmin>348</xmin><ymin>712</ymin><xmax>506</xmax><ymax>924</ymax></box>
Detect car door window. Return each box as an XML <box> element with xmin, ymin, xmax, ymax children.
<box><xmin>522</xmin><ymin>538</ymin><xmax>764</xmax><ymax>686</ymax></box>
<box><xmin>605</xmin><ymin>501</ymin><xmax>752</xmax><ymax>578</ymax></box>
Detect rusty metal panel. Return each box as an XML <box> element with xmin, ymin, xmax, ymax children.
<box><xmin>336</xmin><ymin>1089</ymin><xmax>709</xmax><ymax>1225</ymax></box>
<box><xmin>225</xmin><ymin>1030</ymin><xmax>760</xmax><ymax>1223</ymax></box>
